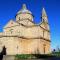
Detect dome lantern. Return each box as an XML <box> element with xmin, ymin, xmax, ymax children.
<box><xmin>17</xmin><ymin>4</ymin><xmax>32</xmax><ymax>14</ymax></box>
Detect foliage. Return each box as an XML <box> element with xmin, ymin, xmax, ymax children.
<box><xmin>15</xmin><ymin>54</ymin><xmax>36</xmax><ymax>60</ymax></box>
<box><xmin>52</xmin><ymin>51</ymin><xmax>60</xmax><ymax>57</ymax></box>
<box><xmin>50</xmin><ymin>48</ymin><xmax>60</xmax><ymax>57</ymax></box>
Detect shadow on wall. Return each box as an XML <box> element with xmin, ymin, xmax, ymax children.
<box><xmin>0</xmin><ymin>46</ymin><xmax>6</xmax><ymax>60</ymax></box>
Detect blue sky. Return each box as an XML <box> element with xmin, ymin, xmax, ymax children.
<box><xmin>0</xmin><ymin>0</ymin><xmax>60</xmax><ymax>50</ymax></box>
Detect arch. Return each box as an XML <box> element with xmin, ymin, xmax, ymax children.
<box><xmin>43</xmin><ymin>44</ymin><xmax>46</xmax><ymax>54</ymax></box>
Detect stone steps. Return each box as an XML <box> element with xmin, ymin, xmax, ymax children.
<box><xmin>3</xmin><ymin>55</ymin><xmax>15</xmax><ymax>60</ymax></box>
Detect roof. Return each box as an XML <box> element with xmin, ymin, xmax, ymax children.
<box><xmin>4</xmin><ymin>20</ymin><xmax>19</xmax><ymax>29</ymax></box>
<box><xmin>17</xmin><ymin>4</ymin><xmax>32</xmax><ymax>15</ymax></box>
<box><xmin>42</xmin><ymin>8</ymin><xmax>47</xmax><ymax>17</ymax></box>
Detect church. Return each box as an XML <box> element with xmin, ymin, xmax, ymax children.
<box><xmin>0</xmin><ymin>4</ymin><xmax>50</xmax><ymax>55</ymax></box>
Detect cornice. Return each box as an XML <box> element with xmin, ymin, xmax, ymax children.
<box><xmin>0</xmin><ymin>35</ymin><xmax>51</xmax><ymax>42</ymax></box>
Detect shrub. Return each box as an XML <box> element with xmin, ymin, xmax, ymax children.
<box><xmin>15</xmin><ymin>54</ymin><xmax>36</xmax><ymax>60</ymax></box>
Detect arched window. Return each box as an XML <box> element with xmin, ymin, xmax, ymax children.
<box><xmin>43</xmin><ymin>44</ymin><xmax>46</xmax><ymax>54</ymax></box>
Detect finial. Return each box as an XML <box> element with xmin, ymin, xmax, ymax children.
<box><xmin>22</xmin><ymin>4</ymin><xmax>27</xmax><ymax>10</ymax></box>
<box><xmin>42</xmin><ymin>8</ymin><xmax>47</xmax><ymax>17</ymax></box>
<box><xmin>17</xmin><ymin>4</ymin><xmax>32</xmax><ymax>14</ymax></box>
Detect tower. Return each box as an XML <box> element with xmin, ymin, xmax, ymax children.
<box><xmin>40</xmin><ymin>8</ymin><xmax>50</xmax><ymax>54</ymax></box>
<box><xmin>41</xmin><ymin>8</ymin><xmax>50</xmax><ymax>31</ymax></box>
<box><xmin>42</xmin><ymin>8</ymin><xmax>48</xmax><ymax>23</ymax></box>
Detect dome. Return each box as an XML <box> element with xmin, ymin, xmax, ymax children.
<box><xmin>17</xmin><ymin>4</ymin><xmax>32</xmax><ymax>15</ymax></box>
<box><xmin>16</xmin><ymin>4</ymin><xmax>33</xmax><ymax>22</ymax></box>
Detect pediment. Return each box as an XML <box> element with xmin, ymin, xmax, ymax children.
<box><xmin>4</xmin><ymin>20</ymin><xmax>19</xmax><ymax>29</ymax></box>
<box><xmin>40</xmin><ymin>22</ymin><xmax>50</xmax><ymax>31</ymax></box>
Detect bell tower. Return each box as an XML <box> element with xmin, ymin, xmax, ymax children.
<box><xmin>42</xmin><ymin>8</ymin><xmax>48</xmax><ymax>23</ymax></box>
<box><xmin>40</xmin><ymin>8</ymin><xmax>50</xmax><ymax>54</ymax></box>
<box><xmin>40</xmin><ymin>8</ymin><xmax>50</xmax><ymax>31</ymax></box>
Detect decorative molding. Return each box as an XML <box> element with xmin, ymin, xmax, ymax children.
<box><xmin>16</xmin><ymin>18</ymin><xmax>35</xmax><ymax>24</ymax></box>
<box><xmin>0</xmin><ymin>35</ymin><xmax>51</xmax><ymax>42</ymax></box>
<box><xmin>4</xmin><ymin>25</ymin><xmax>19</xmax><ymax>29</ymax></box>
<box><xmin>16</xmin><ymin>12</ymin><xmax>34</xmax><ymax>17</ymax></box>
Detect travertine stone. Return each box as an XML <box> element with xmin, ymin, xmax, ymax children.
<box><xmin>0</xmin><ymin>4</ymin><xmax>51</xmax><ymax>55</ymax></box>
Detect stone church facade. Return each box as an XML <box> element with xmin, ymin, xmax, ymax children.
<box><xmin>0</xmin><ymin>4</ymin><xmax>50</xmax><ymax>55</ymax></box>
